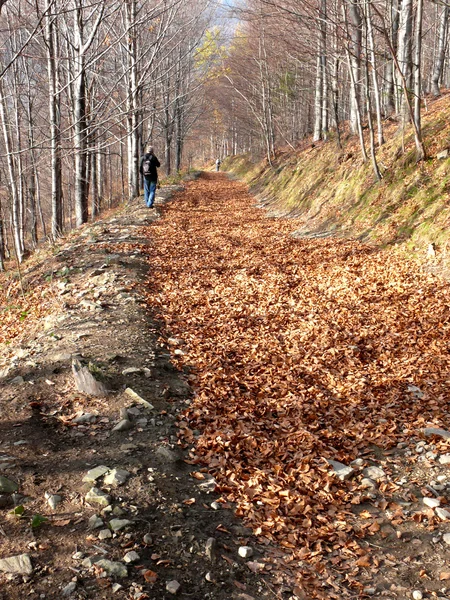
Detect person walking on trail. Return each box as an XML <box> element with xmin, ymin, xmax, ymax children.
<box><xmin>215</xmin><ymin>158</ymin><xmax>221</xmax><ymax>172</ymax></box>
<box><xmin>140</xmin><ymin>146</ymin><xmax>160</xmax><ymax>208</ymax></box>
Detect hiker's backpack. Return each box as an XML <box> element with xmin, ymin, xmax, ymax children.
<box><xmin>142</xmin><ymin>156</ymin><xmax>152</xmax><ymax>176</ymax></box>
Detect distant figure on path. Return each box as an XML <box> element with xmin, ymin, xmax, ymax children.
<box><xmin>140</xmin><ymin>145</ymin><xmax>160</xmax><ymax>208</ymax></box>
<box><xmin>215</xmin><ymin>158</ymin><xmax>221</xmax><ymax>172</ymax></box>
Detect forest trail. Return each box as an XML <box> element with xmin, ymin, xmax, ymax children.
<box><xmin>145</xmin><ymin>172</ymin><xmax>450</xmax><ymax>598</ymax></box>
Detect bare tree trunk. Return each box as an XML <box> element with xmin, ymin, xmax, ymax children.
<box><xmin>385</xmin><ymin>0</ymin><xmax>399</xmax><ymax>115</ymax></box>
<box><xmin>413</xmin><ymin>0</ymin><xmax>424</xmax><ymax>130</ymax></box>
<box><xmin>347</xmin><ymin>0</ymin><xmax>363</xmax><ymax>135</ymax></box>
<box><xmin>397</xmin><ymin>0</ymin><xmax>413</xmax><ymax>126</ymax></box>
<box><xmin>45</xmin><ymin>0</ymin><xmax>63</xmax><ymax>238</ymax></box>
<box><xmin>0</xmin><ymin>78</ymin><xmax>22</xmax><ymax>262</ymax></box>
<box><xmin>431</xmin><ymin>3</ymin><xmax>449</xmax><ymax>97</ymax></box>
<box><xmin>313</xmin><ymin>53</ymin><xmax>323</xmax><ymax>141</ymax></box>
<box><xmin>125</xmin><ymin>0</ymin><xmax>140</xmax><ymax>199</ymax></box>
<box><xmin>71</xmin><ymin>0</ymin><xmax>103</xmax><ymax>226</ymax></box>
<box><xmin>0</xmin><ymin>216</ymin><xmax>4</xmax><ymax>271</ymax></box>
<box><xmin>365</xmin><ymin>0</ymin><xmax>384</xmax><ymax>146</ymax></box>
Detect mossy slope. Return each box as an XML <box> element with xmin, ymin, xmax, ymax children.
<box><xmin>223</xmin><ymin>93</ymin><xmax>450</xmax><ymax>255</ymax></box>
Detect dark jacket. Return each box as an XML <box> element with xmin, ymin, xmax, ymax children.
<box><xmin>139</xmin><ymin>153</ymin><xmax>160</xmax><ymax>181</ymax></box>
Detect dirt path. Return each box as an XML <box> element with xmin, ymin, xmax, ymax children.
<box><xmin>145</xmin><ymin>172</ymin><xmax>450</xmax><ymax>599</ymax></box>
<box><xmin>0</xmin><ymin>186</ymin><xmax>271</xmax><ymax>600</ymax></box>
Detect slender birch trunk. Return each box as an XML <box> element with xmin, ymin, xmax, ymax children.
<box><xmin>431</xmin><ymin>3</ymin><xmax>449</xmax><ymax>97</ymax></box>
<box><xmin>45</xmin><ymin>0</ymin><xmax>63</xmax><ymax>238</ymax></box>
<box><xmin>413</xmin><ymin>0</ymin><xmax>424</xmax><ymax>130</ymax></box>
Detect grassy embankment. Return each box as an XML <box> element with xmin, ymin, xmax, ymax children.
<box><xmin>223</xmin><ymin>92</ymin><xmax>450</xmax><ymax>260</ymax></box>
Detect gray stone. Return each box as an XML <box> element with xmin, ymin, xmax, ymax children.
<box><xmin>123</xmin><ymin>551</ymin><xmax>140</xmax><ymax>564</ymax></box>
<box><xmin>166</xmin><ymin>580</ymin><xmax>181</xmax><ymax>595</ymax></box>
<box><xmin>439</xmin><ymin>454</ymin><xmax>450</xmax><ymax>465</ymax></box>
<box><xmin>83</xmin><ymin>465</ymin><xmax>110</xmax><ymax>483</ymax></box>
<box><xmin>350</xmin><ymin>458</ymin><xmax>364</xmax><ymax>467</ymax></box>
<box><xmin>360</xmin><ymin>477</ymin><xmax>377</xmax><ymax>490</ymax></box>
<box><xmin>412</xmin><ymin>591</ymin><xmax>423</xmax><ymax>600</ymax></box>
<box><xmin>72</xmin><ymin>552</ymin><xmax>85</xmax><ymax>560</ymax></box>
<box><xmin>423</xmin><ymin>497</ymin><xmax>440</xmax><ymax>509</ymax></box>
<box><xmin>437</xmin><ymin>149</ymin><xmax>449</xmax><ymax>160</ymax></box>
<box><xmin>10</xmin><ymin>376</ymin><xmax>25</xmax><ymax>385</ymax></box>
<box><xmin>436</xmin><ymin>507</ymin><xmax>450</xmax><ymax>520</ymax></box>
<box><xmin>0</xmin><ymin>476</ymin><xmax>18</xmax><ymax>493</ymax></box>
<box><xmin>73</xmin><ymin>413</ymin><xmax>96</xmax><ymax>424</ymax></box>
<box><xmin>109</xmin><ymin>518</ymin><xmax>133</xmax><ymax>532</ymax></box>
<box><xmin>122</xmin><ymin>368</ymin><xmax>141</xmax><ymax>375</ymax></box>
<box><xmin>362</xmin><ymin>466</ymin><xmax>385</xmax><ymax>481</ymax></box>
<box><xmin>124</xmin><ymin>388</ymin><xmax>154</xmax><ymax>409</ymax></box>
<box><xmin>198</xmin><ymin>476</ymin><xmax>217</xmax><ymax>493</ymax></box>
<box><xmin>112</xmin><ymin>419</ymin><xmax>133</xmax><ymax>432</ymax></box>
<box><xmin>155</xmin><ymin>446</ymin><xmax>179</xmax><ymax>463</ymax></box>
<box><xmin>96</xmin><ymin>559</ymin><xmax>128</xmax><ymax>578</ymax></box>
<box><xmin>143</xmin><ymin>533</ymin><xmax>152</xmax><ymax>545</ymax></box>
<box><xmin>45</xmin><ymin>493</ymin><xmax>62</xmax><ymax>510</ymax></box>
<box><xmin>407</xmin><ymin>385</ymin><xmax>424</xmax><ymax>399</ymax></box>
<box><xmin>443</xmin><ymin>533</ymin><xmax>450</xmax><ymax>545</ymax></box>
<box><xmin>0</xmin><ymin>554</ymin><xmax>32</xmax><ymax>575</ymax></box>
<box><xmin>422</xmin><ymin>427</ymin><xmax>450</xmax><ymax>440</ymax></box>
<box><xmin>238</xmin><ymin>546</ymin><xmax>254</xmax><ymax>559</ymax></box>
<box><xmin>62</xmin><ymin>581</ymin><xmax>77</xmax><ymax>596</ymax></box>
<box><xmin>205</xmin><ymin>538</ymin><xmax>217</xmax><ymax>561</ymax></box>
<box><xmin>104</xmin><ymin>469</ymin><xmax>130</xmax><ymax>487</ymax></box>
<box><xmin>72</xmin><ymin>358</ymin><xmax>108</xmax><ymax>397</ymax></box>
<box><xmin>85</xmin><ymin>487</ymin><xmax>111</xmax><ymax>507</ymax></box>
<box><xmin>112</xmin><ymin>583</ymin><xmax>123</xmax><ymax>593</ymax></box>
<box><xmin>98</xmin><ymin>529</ymin><xmax>112</xmax><ymax>540</ymax></box>
<box><xmin>112</xmin><ymin>506</ymin><xmax>126</xmax><ymax>517</ymax></box>
<box><xmin>327</xmin><ymin>459</ymin><xmax>354</xmax><ymax>481</ymax></box>
<box><xmin>81</xmin><ymin>554</ymin><xmax>105</xmax><ymax>568</ymax></box>
<box><xmin>88</xmin><ymin>514</ymin><xmax>104</xmax><ymax>530</ymax></box>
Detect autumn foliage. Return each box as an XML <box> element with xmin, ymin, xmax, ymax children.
<box><xmin>145</xmin><ymin>173</ymin><xmax>450</xmax><ymax>596</ymax></box>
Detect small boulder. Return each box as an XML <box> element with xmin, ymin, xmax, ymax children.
<box><xmin>104</xmin><ymin>469</ymin><xmax>130</xmax><ymax>487</ymax></box>
<box><xmin>238</xmin><ymin>546</ymin><xmax>254</xmax><ymax>559</ymax></box>
<box><xmin>96</xmin><ymin>559</ymin><xmax>128</xmax><ymax>578</ymax></box>
<box><xmin>45</xmin><ymin>493</ymin><xmax>62</xmax><ymax>510</ymax></box>
<box><xmin>0</xmin><ymin>476</ymin><xmax>19</xmax><ymax>494</ymax></box>
<box><xmin>439</xmin><ymin>454</ymin><xmax>450</xmax><ymax>465</ymax></box>
<box><xmin>362</xmin><ymin>466</ymin><xmax>385</xmax><ymax>481</ymax></box>
<box><xmin>109</xmin><ymin>518</ymin><xmax>133</xmax><ymax>532</ymax></box>
<box><xmin>0</xmin><ymin>554</ymin><xmax>33</xmax><ymax>575</ymax></box>
<box><xmin>435</xmin><ymin>507</ymin><xmax>450</xmax><ymax>520</ymax></box>
<box><xmin>422</xmin><ymin>427</ymin><xmax>450</xmax><ymax>440</ymax></box>
<box><xmin>205</xmin><ymin>537</ymin><xmax>217</xmax><ymax>561</ymax></box>
<box><xmin>123</xmin><ymin>551</ymin><xmax>140</xmax><ymax>564</ymax></box>
<box><xmin>83</xmin><ymin>465</ymin><xmax>110</xmax><ymax>483</ymax></box>
<box><xmin>88</xmin><ymin>514</ymin><xmax>104</xmax><ymax>530</ymax></box>
<box><xmin>112</xmin><ymin>419</ymin><xmax>133</xmax><ymax>432</ymax></box>
<box><xmin>166</xmin><ymin>580</ymin><xmax>181</xmax><ymax>595</ymax></box>
<box><xmin>423</xmin><ymin>497</ymin><xmax>440</xmax><ymax>509</ymax></box>
<box><xmin>124</xmin><ymin>387</ymin><xmax>154</xmax><ymax>409</ymax></box>
<box><xmin>85</xmin><ymin>487</ymin><xmax>111</xmax><ymax>507</ymax></box>
<box><xmin>327</xmin><ymin>459</ymin><xmax>354</xmax><ymax>481</ymax></box>
<box><xmin>62</xmin><ymin>581</ymin><xmax>77</xmax><ymax>597</ymax></box>
<box><xmin>72</xmin><ymin>358</ymin><xmax>108</xmax><ymax>397</ymax></box>
<box><xmin>98</xmin><ymin>529</ymin><xmax>112</xmax><ymax>540</ymax></box>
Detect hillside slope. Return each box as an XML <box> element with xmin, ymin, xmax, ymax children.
<box><xmin>223</xmin><ymin>92</ymin><xmax>450</xmax><ymax>260</ymax></box>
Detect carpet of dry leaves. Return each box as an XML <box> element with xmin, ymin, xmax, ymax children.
<box><xmin>144</xmin><ymin>172</ymin><xmax>450</xmax><ymax>598</ymax></box>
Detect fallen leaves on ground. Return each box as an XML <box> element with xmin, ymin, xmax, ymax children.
<box><xmin>144</xmin><ymin>172</ymin><xmax>450</xmax><ymax>597</ymax></box>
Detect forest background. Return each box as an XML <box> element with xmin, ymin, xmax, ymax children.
<box><xmin>0</xmin><ymin>0</ymin><xmax>449</xmax><ymax>269</ymax></box>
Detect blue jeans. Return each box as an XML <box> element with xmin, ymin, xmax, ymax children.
<box><xmin>144</xmin><ymin>178</ymin><xmax>157</xmax><ymax>207</ymax></box>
